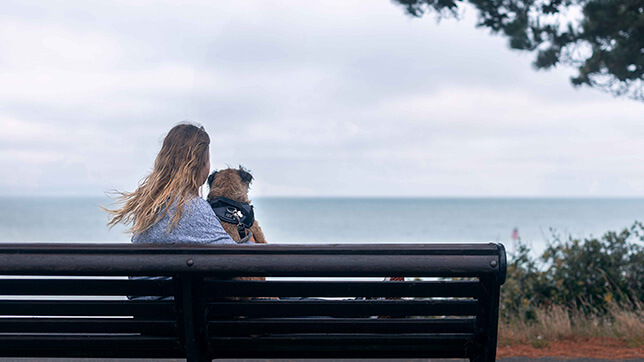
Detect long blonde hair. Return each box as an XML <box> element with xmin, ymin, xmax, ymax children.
<box><xmin>105</xmin><ymin>123</ymin><xmax>210</xmax><ymax>235</ymax></box>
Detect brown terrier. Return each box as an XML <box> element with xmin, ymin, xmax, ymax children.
<box><xmin>206</xmin><ymin>167</ymin><xmax>267</xmax><ymax>244</ymax></box>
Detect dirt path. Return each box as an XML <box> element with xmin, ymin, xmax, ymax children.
<box><xmin>498</xmin><ymin>337</ymin><xmax>644</xmax><ymax>359</ymax></box>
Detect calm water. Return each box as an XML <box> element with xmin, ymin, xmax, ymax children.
<box><xmin>1</xmin><ymin>197</ymin><xmax>643</xmax><ymax>256</ymax></box>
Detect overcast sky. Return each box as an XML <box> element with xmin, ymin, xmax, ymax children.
<box><xmin>1</xmin><ymin>0</ymin><xmax>643</xmax><ymax>198</ymax></box>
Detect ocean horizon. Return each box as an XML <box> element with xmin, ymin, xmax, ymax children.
<box><xmin>1</xmin><ymin>196</ymin><xmax>644</xmax><ymax>257</ymax></box>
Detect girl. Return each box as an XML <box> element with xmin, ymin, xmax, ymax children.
<box><xmin>105</xmin><ymin>123</ymin><xmax>234</xmax><ymax>245</ymax></box>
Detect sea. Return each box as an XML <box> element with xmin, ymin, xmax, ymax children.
<box><xmin>1</xmin><ymin>196</ymin><xmax>644</xmax><ymax>258</ymax></box>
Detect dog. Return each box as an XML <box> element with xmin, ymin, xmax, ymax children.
<box><xmin>206</xmin><ymin>166</ymin><xmax>268</xmax><ymax>289</ymax></box>
<box><xmin>206</xmin><ymin>166</ymin><xmax>267</xmax><ymax>244</ymax></box>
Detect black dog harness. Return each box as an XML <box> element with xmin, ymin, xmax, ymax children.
<box><xmin>208</xmin><ymin>196</ymin><xmax>255</xmax><ymax>239</ymax></box>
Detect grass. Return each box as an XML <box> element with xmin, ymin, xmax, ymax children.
<box><xmin>498</xmin><ymin>302</ymin><xmax>644</xmax><ymax>347</ymax></box>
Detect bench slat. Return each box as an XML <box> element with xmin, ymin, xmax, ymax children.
<box><xmin>210</xmin><ymin>334</ymin><xmax>473</xmax><ymax>358</ymax></box>
<box><xmin>208</xmin><ymin>300</ymin><xmax>477</xmax><ymax>318</ymax></box>
<box><xmin>0</xmin><ymin>301</ymin><xmax>175</xmax><ymax>316</ymax></box>
<box><xmin>0</xmin><ymin>244</ymin><xmax>502</xmax><ymax>277</ymax></box>
<box><xmin>0</xmin><ymin>318</ymin><xmax>177</xmax><ymax>334</ymax></box>
<box><xmin>209</xmin><ymin>317</ymin><xmax>475</xmax><ymax>334</ymax></box>
<box><xmin>0</xmin><ymin>279</ymin><xmax>174</xmax><ymax>296</ymax></box>
<box><xmin>205</xmin><ymin>280</ymin><xmax>480</xmax><ymax>298</ymax></box>
<box><xmin>0</xmin><ymin>336</ymin><xmax>183</xmax><ymax>358</ymax></box>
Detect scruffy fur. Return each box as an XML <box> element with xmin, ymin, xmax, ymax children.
<box><xmin>206</xmin><ymin>167</ymin><xmax>267</xmax><ymax>244</ymax></box>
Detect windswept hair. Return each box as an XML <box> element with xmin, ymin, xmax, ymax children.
<box><xmin>104</xmin><ymin>123</ymin><xmax>210</xmax><ymax>236</ymax></box>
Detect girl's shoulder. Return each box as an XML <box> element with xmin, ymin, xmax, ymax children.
<box><xmin>180</xmin><ymin>196</ymin><xmax>232</xmax><ymax>244</ymax></box>
<box><xmin>189</xmin><ymin>196</ymin><xmax>213</xmax><ymax>212</ymax></box>
<box><xmin>132</xmin><ymin>195</ymin><xmax>232</xmax><ymax>245</ymax></box>
<box><xmin>186</xmin><ymin>196</ymin><xmax>221</xmax><ymax>221</ymax></box>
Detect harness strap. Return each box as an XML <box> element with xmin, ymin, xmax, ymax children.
<box><xmin>208</xmin><ymin>197</ymin><xmax>255</xmax><ymax>240</ymax></box>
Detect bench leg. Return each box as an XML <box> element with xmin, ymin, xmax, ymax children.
<box><xmin>175</xmin><ymin>275</ymin><xmax>210</xmax><ymax>362</ymax></box>
<box><xmin>473</xmin><ymin>275</ymin><xmax>501</xmax><ymax>362</ymax></box>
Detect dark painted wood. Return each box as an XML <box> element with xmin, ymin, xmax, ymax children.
<box><xmin>205</xmin><ymin>280</ymin><xmax>480</xmax><ymax>297</ymax></box>
<box><xmin>0</xmin><ymin>336</ymin><xmax>183</xmax><ymax>357</ymax></box>
<box><xmin>0</xmin><ymin>300</ymin><xmax>175</xmax><ymax>316</ymax></box>
<box><xmin>0</xmin><ymin>243</ymin><xmax>503</xmax><ymax>277</ymax></box>
<box><xmin>475</xmin><ymin>275</ymin><xmax>501</xmax><ymax>362</ymax></box>
<box><xmin>0</xmin><ymin>318</ymin><xmax>176</xmax><ymax>334</ymax></box>
<box><xmin>0</xmin><ymin>278</ymin><xmax>173</xmax><ymax>295</ymax></box>
<box><xmin>174</xmin><ymin>275</ymin><xmax>209</xmax><ymax>362</ymax></box>
<box><xmin>209</xmin><ymin>317</ymin><xmax>476</xmax><ymax>335</ymax></box>
<box><xmin>0</xmin><ymin>243</ymin><xmax>506</xmax><ymax>361</ymax></box>
<box><xmin>207</xmin><ymin>299</ymin><xmax>478</xmax><ymax>318</ymax></box>
<box><xmin>209</xmin><ymin>334</ymin><xmax>474</xmax><ymax>359</ymax></box>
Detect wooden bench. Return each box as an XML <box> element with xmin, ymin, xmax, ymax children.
<box><xmin>0</xmin><ymin>242</ymin><xmax>506</xmax><ymax>361</ymax></box>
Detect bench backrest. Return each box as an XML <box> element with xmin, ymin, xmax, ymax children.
<box><xmin>0</xmin><ymin>243</ymin><xmax>506</xmax><ymax>361</ymax></box>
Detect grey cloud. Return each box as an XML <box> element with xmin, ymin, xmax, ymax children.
<box><xmin>1</xmin><ymin>1</ymin><xmax>644</xmax><ymax>197</ymax></box>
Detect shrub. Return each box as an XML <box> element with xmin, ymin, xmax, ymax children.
<box><xmin>501</xmin><ymin>222</ymin><xmax>644</xmax><ymax>317</ymax></box>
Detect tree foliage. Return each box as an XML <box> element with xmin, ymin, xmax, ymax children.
<box><xmin>392</xmin><ymin>0</ymin><xmax>644</xmax><ymax>101</ymax></box>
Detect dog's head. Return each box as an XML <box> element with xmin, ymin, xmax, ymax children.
<box><xmin>207</xmin><ymin>166</ymin><xmax>253</xmax><ymax>203</ymax></box>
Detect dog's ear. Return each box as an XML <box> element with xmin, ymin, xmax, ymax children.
<box><xmin>238</xmin><ymin>166</ymin><xmax>253</xmax><ymax>185</ymax></box>
<box><xmin>207</xmin><ymin>170</ymin><xmax>218</xmax><ymax>188</ymax></box>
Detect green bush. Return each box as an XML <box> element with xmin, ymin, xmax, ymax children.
<box><xmin>501</xmin><ymin>222</ymin><xmax>644</xmax><ymax>319</ymax></box>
